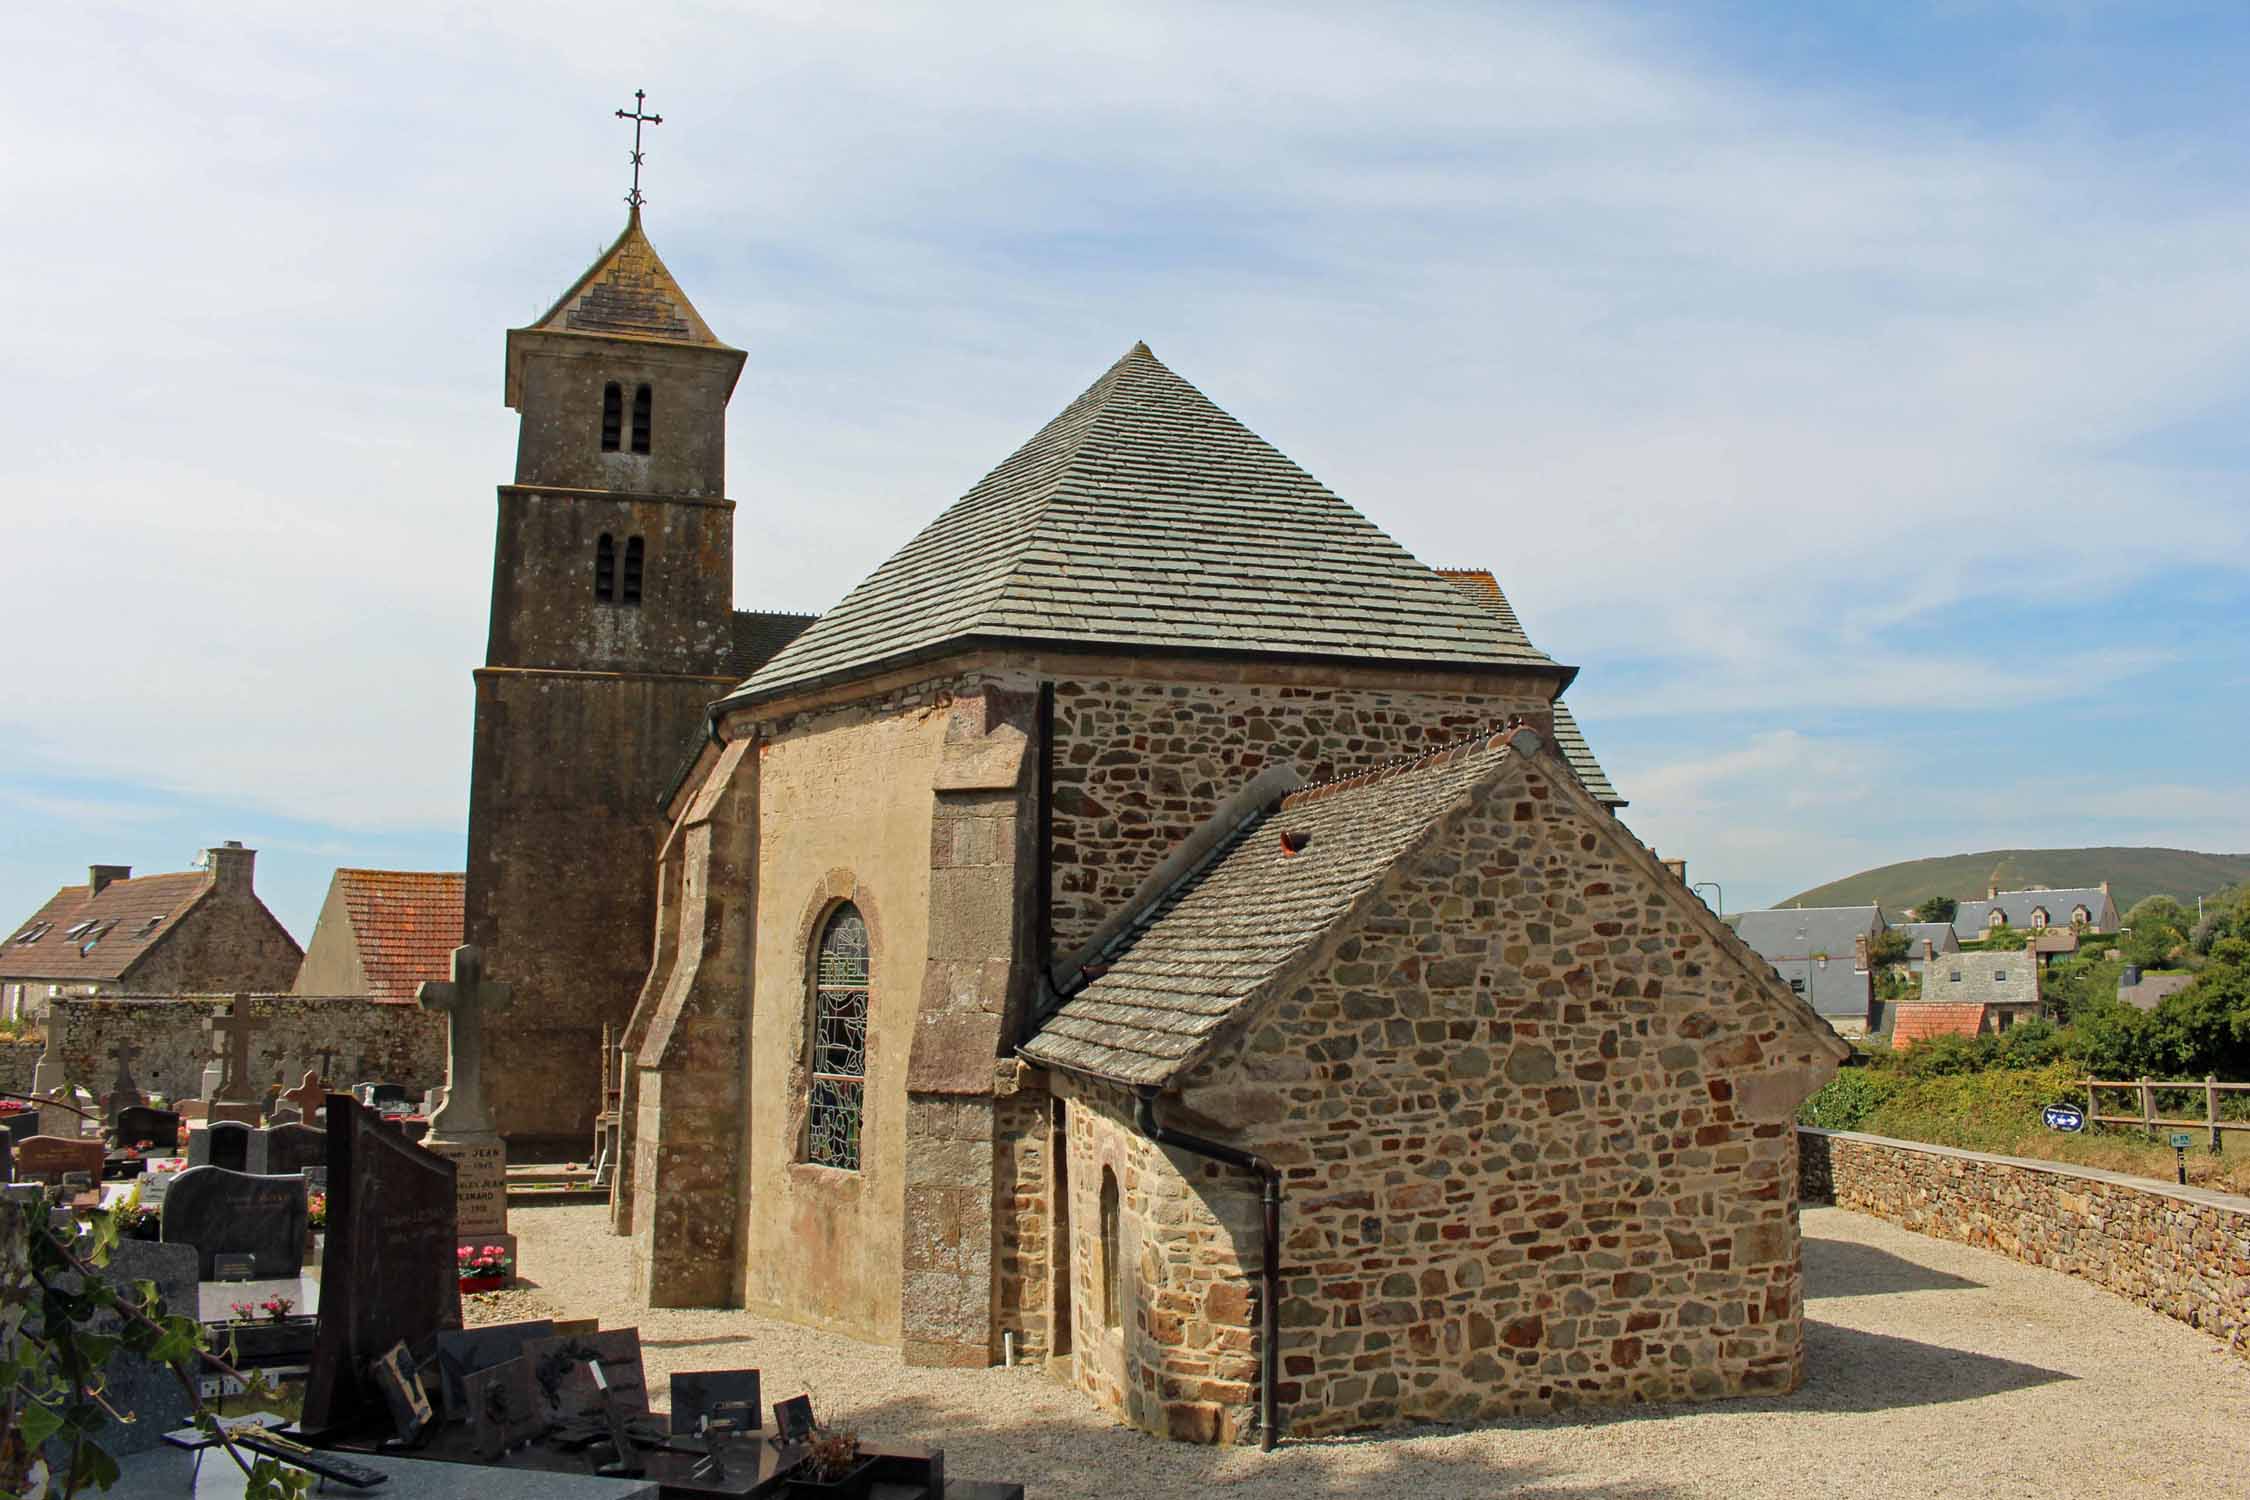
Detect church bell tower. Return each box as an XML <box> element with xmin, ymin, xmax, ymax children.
<box><xmin>466</xmin><ymin>203</ymin><xmax>746</xmax><ymax>1143</ymax></box>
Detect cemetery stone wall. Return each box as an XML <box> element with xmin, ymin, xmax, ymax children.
<box><xmin>1798</xmin><ymin>1128</ymin><xmax>2250</xmax><ymax>1358</ymax></box>
<box><xmin>46</xmin><ymin>993</ymin><xmax>442</xmax><ymax>1103</ymax></box>
<box><xmin>0</xmin><ymin>1038</ymin><xmax>39</xmax><ymax>1095</ymax></box>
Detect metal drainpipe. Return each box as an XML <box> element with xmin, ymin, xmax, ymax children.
<box><xmin>1133</xmin><ymin>1088</ymin><xmax>1283</xmax><ymax>1451</ymax></box>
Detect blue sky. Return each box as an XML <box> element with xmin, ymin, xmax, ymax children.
<box><xmin>4</xmin><ymin>0</ymin><xmax>2247</xmax><ymax>945</ymax></box>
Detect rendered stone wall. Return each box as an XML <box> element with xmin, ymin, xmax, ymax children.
<box><xmin>1049</xmin><ymin>760</ymin><xmax>1837</xmax><ymax>1444</ymax></box>
<box><xmin>1798</xmin><ymin>1128</ymin><xmax>2250</xmax><ymax>1355</ymax></box>
<box><xmin>43</xmin><ymin>994</ymin><xmax>443</xmax><ymax>1103</ymax></box>
<box><xmin>1047</xmin><ymin>665</ymin><xmax>1551</xmax><ymax>956</ymax></box>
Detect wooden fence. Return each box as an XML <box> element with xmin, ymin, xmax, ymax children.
<box><xmin>2082</xmin><ymin>1076</ymin><xmax>2250</xmax><ymax>1151</ymax></box>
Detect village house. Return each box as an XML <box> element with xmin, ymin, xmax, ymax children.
<box><xmin>1728</xmin><ymin>906</ymin><xmax>1885</xmax><ymax>1035</ymax></box>
<box><xmin>1894</xmin><ymin>952</ymin><xmax>2044</xmax><ymax>1043</ymax></box>
<box><xmin>0</xmin><ymin>842</ymin><xmax>300</xmax><ymax>1023</ymax></box>
<box><xmin>508</xmin><ymin>205</ymin><xmax>1853</xmax><ymax>1445</ymax></box>
<box><xmin>293</xmin><ymin>869</ymin><xmax>466</xmax><ymax>1001</ymax></box>
<box><xmin>1951</xmin><ymin>882</ymin><xmax>2118</xmax><ymax>940</ymax></box>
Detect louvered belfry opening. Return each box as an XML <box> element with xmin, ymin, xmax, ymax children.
<box><xmin>631</xmin><ymin>383</ymin><xmax>653</xmax><ymax>454</ymax></box>
<box><xmin>594</xmin><ymin>533</ymin><xmax>617</xmax><ymax>601</ymax></box>
<box><xmin>622</xmin><ymin>536</ymin><xmax>645</xmax><ymax>605</ymax></box>
<box><xmin>600</xmin><ymin>382</ymin><xmax>623</xmax><ymax>451</ymax></box>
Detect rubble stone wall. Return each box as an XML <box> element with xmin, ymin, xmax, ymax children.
<box><xmin>43</xmin><ymin>994</ymin><xmax>442</xmax><ymax>1104</ymax></box>
<box><xmin>1798</xmin><ymin>1128</ymin><xmax>2250</xmax><ymax>1356</ymax></box>
<box><xmin>1048</xmin><ymin>759</ymin><xmax>1837</xmax><ymax>1443</ymax></box>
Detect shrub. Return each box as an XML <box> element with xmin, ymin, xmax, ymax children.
<box><xmin>1797</xmin><ymin>1068</ymin><xmax>1904</xmax><ymax>1130</ymax></box>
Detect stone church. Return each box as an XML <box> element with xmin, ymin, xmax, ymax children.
<box><xmin>476</xmin><ymin>206</ymin><xmax>1848</xmax><ymax>1444</ymax></box>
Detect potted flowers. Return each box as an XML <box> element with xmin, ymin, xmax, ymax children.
<box><xmin>457</xmin><ymin>1243</ymin><xmax>514</xmax><ymax>1293</ymax></box>
<box><xmin>785</xmin><ymin>1427</ymin><xmax>874</xmax><ymax>1500</ymax></box>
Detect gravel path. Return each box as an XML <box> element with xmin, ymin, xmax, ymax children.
<box><xmin>481</xmin><ymin>1204</ymin><xmax>2250</xmax><ymax>1498</ymax></box>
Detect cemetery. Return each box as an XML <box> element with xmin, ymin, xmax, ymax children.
<box><xmin>0</xmin><ymin>945</ymin><xmax>1026</xmax><ymax>1498</ymax></box>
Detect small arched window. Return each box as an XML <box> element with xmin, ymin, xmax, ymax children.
<box><xmin>600</xmin><ymin>383</ymin><xmax>623</xmax><ymax>452</ymax></box>
<box><xmin>2031</xmin><ymin>908</ymin><xmax>2049</xmax><ymax>931</ymax></box>
<box><xmin>594</xmin><ymin>533</ymin><xmax>616</xmax><ymax>602</ymax></box>
<box><xmin>2073</xmin><ymin>906</ymin><xmax>2091</xmax><ymax>928</ymax></box>
<box><xmin>1100</xmin><ymin>1167</ymin><xmax>1122</xmax><ymax>1330</ymax></box>
<box><xmin>807</xmin><ymin>902</ymin><xmax>869</xmax><ymax>1169</ymax></box>
<box><xmin>622</xmin><ymin>537</ymin><xmax>644</xmax><ymax>606</ymax></box>
<box><xmin>1986</xmin><ymin>908</ymin><xmax>2006</xmax><ymax>929</ymax></box>
<box><xmin>631</xmin><ymin>384</ymin><xmax>653</xmax><ymax>455</ymax></box>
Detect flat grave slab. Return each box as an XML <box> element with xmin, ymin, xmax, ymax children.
<box><xmin>198</xmin><ymin>1273</ymin><xmax>320</xmax><ymax>1325</ymax></box>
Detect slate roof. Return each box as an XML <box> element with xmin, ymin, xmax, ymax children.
<box><xmin>724</xmin><ymin>344</ymin><xmax>1563</xmax><ymax>706</ymax></box>
<box><xmin>327</xmin><ymin>870</ymin><xmax>464</xmax><ymax>1002</ymax></box>
<box><xmin>1</xmin><ymin>872</ymin><xmax>210</xmax><ymax>983</ymax></box>
<box><xmin>1021</xmin><ymin>732</ymin><xmax>1536</xmax><ymax>1086</ymax></box>
<box><xmin>1732</xmin><ymin>906</ymin><xmax>1885</xmax><ymax>963</ymax></box>
<box><xmin>1897</xmin><ymin>922</ymin><xmax>1961</xmax><ymax>964</ymax></box>
<box><xmin>1952</xmin><ymin>887</ymin><xmax>2116</xmax><ymax>940</ymax></box>
<box><xmin>1434</xmin><ymin>569</ymin><xmax>1622</xmax><ymax>807</ymax></box>
<box><xmin>1891</xmin><ymin>1003</ymin><xmax>1987</xmax><ymax>1046</ymax></box>
<box><xmin>524</xmin><ymin>209</ymin><xmax>726</xmax><ymax>349</ymax></box>
<box><xmin>728</xmin><ymin>610</ymin><xmax>818</xmax><ymax>681</ymax></box>
<box><xmin>1920</xmin><ymin>953</ymin><xmax>2040</xmax><ymax>1009</ymax></box>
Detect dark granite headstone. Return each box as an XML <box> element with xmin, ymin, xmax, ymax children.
<box><xmin>158</xmin><ymin>1166</ymin><xmax>308</xmax><ymax>1279</ymax></box>
<box><xmin>302</xmin><ymin>1093</ymin><xmax>460</xmax><ymax>1434</ymax></box>
<box><xmin>0</xmin><ymin>1133</ymin><xmax>11</xmax><ymax>1183</ymax></box>
<box><xmin>523</xmin><ymin>1330</ymin><xmax>647</xmax><ymax>1425</ymax></box>
<box><xmin>268</xmin><ymin>1104</ymin><xmax>301</xmax><ymax>1126</ymax></box>
<box><xmin>464</xmin><ymin>1356</ymin><xmax>547</xmax><ymax>1461</ymax></box>
<box><xmin>112</xmin><ymin>1106</ymin><xmax>182</xmax><ymax>1153</ymax></box>
<box><xmin>2</xmin><ymin>1109</ymin><xmax>41</xmax><ymax>1144</ymax></box>
<box><xmin>16</xmin><ymin>1135</ymin><xmax>106</xmax><ymax>1183</ymax></box>
<box><xmin>188</xmin><ymin>1120</ymin><xmax>253</xmax><ymax>1172</ymax></box>
<box><xmin>250</xmin><ymin>1122</ymin><xmax>327</xmax><ymax>1177</ymax></box>
<box><xmin>669</xmin><ymin>1369</ymin><xmax>760</xmax><ymax>1436</ymax></box>
<box><xmin>433</xmin><ymin>1319</ymin><xmax>555</xmax><ymax>1420</ymax></box>
<box><xmin>55</xmin><ymin>1239</ymin><xmax>200</xmax><ymax>1458</ymax></box>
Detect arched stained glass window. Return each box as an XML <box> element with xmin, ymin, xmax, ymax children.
<box><xmin>807</xmin><ymin>903</ymin><xmax>868</xmax><ymax>1169</ymax></box>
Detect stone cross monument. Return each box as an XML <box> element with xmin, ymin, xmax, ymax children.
<box><xmin>103</xmin><ymin>1041</ymin><xmax>144</xmax><ymax>1125</ymax></box>
<box><xmin>204</xmin><ymin>996</ymin><xmax>269</xmax><ymax>1125</ymax></box>
<box><xmin>417</xmin><ymin>944</ymin><xmax>516</xmax><ymax>1277</ymax></box>
<box><xmin>31</xmin><ymin>1035</ymin><xmax>74</xmax><ymax>1138</ymax></box>
<box><xmin>279</xmin><ymin>1070</ymin><xmax>327</xmax><ymax>1124</ymax></box>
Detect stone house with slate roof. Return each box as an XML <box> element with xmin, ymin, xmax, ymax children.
<box><xmin>1729</xmin><ymin>906</ymin><xmax>1886</xmax><ymax>1035</ymax></box>
<box><xmin>293</xmin><ymin>869</ymin><xmax>465</xmax><ymax>1001</ymax></box>
<box><xmin>594</xmin><ymin>284</ymin><xmax>1848</xmax><ymax>1444</ymax></box>
<box><xmin>1951</xmin><ymin>883</ymin><xmax>2118</xmax><ymax>941</ymax></box>
<box><xmin>1</xmin><ymin>843</ymin><xmax>300</xmax><ymax>1023</ymax></box>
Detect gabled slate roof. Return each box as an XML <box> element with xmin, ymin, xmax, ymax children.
<box><xmin>328</xmin><ymin>870</ymin><xmax>464</xmax><ymax>1002</ymax></box>
<box><xmin>724</xmin><ymin>344</ymin><xmax>1561</xmax><ymax>704</ymax></box>
<box><xmin>1732</xmin><ymin>906</ymin><xmax>1885</xmax><ymax>963</ymax></box>
<box><xmin>1435</xmin><ymin>569</ymin><xmax>1622</xmax><ymax>808</ymax></box>
<box><xmin>1953</xmin><ymin>887</ymin><xmax>2116</xmax><ymax>940</ymax></box>
<box><xmin>1</xmin><ymin>872</ymin><xmax>210</xmax><ymax>982</ymax></box>
<box><xmin>1021</xmin><ymin>732</ymin><xmax>1536</xmax><ymax>1086</ymax></box>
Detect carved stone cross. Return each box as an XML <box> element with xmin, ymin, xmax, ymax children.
<box><xmin>209</xmin><ymin>997</ymin><xmax>267</xmax><ymax>1104</ymax></box>
<box><xmin>280</xmin><ymin>1069</ymin><xmax>327</xmax><ymax>1123</ymax></box>
<box><xmin>417</xmin><ymin>944</ymin><xmax>512</xmax><ymax>1136</ymax></box>
<box><xmin>109</xmin><ymin>1040</ymin><xmax>141</xmax><ymax>1096</ymax></box>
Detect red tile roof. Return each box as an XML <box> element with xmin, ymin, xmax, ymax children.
<box><xmin>1</xmin><ymin>872</ymin><xmax>211</xmax><ymax>982</ymax></box>
<box><xmin>1891</xmin><ymin>1003</ymin><xmax>1987</xmax><ymax>1046</ymax></box>
<box><xmin>334</xmin><ymin>870</ymin><xmax>464</xmax><ymax>1002</ymax></box>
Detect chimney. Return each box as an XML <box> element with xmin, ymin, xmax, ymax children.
<box><xmin>88</xmin><ymin>865</ymin><xmax>130</xmax><ymax>896</ymax></box>
<box><xmin>2100</xmin><ymin>880</ymin><xmax>2110</xmax><ymax>896</ymax></box>
<box><xmin>1987</xmin><ymin>882</ymin><xmax>1999</xmax><ymax>900</ymax></box>
<box><xmin>1922</xmin><ymin>938</ymin><xmax>1935</xmax><ymax>961</ymax></box>
<box><xmin>205</xmin><ymin>841</ymin><xmax>256</xmax><ymax>893</ymax></box>
<box><xmin>1854</xmin><ymin>933</ymin><xmax>1870</xmax><ymax>969</ymax></box>
<box><xmin>1660</xmin><ymin>858</ymin><xmax>1687</xmax><ymax>883</ymax></box>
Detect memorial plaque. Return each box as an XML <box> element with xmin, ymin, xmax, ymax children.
<box><xmin>251</xmin><ymin>1121</ymin><xmax>327</xmax><ymax>1177</ymax></box>
<box><xmin>372</xmin><ymin>1340</ymin><xmax>434</xmax><ymax>1443</ymax></box>
<box><xmin>464</xmin><ymin>1356</ymin><xmax>546</xmax><ymax>1461</ymax></box>
<box><xmin>159</xmin><ymin>1166</ymin><xmax>308</xmax><ymax>1279</ymax></box>
<box><xmin>419</xmin><ymin>1135</ymin><xmax>507</xmax><ymax>1237</ymax></box>
<box><xmin>433</xmin><ymin>1319</ymin><xmax>554</xmax><ymax>1419</ymax></box>
<box><xmin>772</xmin><ymin>1393</ymin><xmax>814</xmax><ymax>1445</ymax></box>
<box><xmin>523</xmin><ymin>1330</ymin><xmax>648</xmax><ymax>1425</ymax></box>
<box><xmin>112</xmin><ymin>1106</ymin><xmax>182</xmax><ymax>1153</ymax></box>
<box><xmin>302</xmin><ymin>1094</ymin><xmax>460</xmax><ymax>1433</ymax></box>
<box><xmin>189</xmin><ymin>1120</ymin><xmax>253</xmax><ymax>1172</ymax></box>
<box><xmin>16</xmin><ymin>1135</ymin><xmax>107</xmax><ymax>1183</ymax></box>
<box><xmin>136</xmin><ymin>1170</ymin><xmax>175</xmax><ymax>1206</ymax></box>
<box><xmin>669</xmin><ymin>1369</ymin><xmax>761</xmax><ymax>1436</ymax></box>
<box><xmin>212</xmin><ymin>1252</ymin><xmax>257</xmax><ymax>1281</ymax></box>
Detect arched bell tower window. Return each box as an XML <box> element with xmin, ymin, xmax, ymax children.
<box><xmin>622</xmin><ymin>537</ymin><xmax>645</xmax><ymax>606</ymax></box>
<box><xmin>631</xmin><ymin>384</ymin><xmax>653</xmax><ymax>455</ymax></box>
<box><xmin>807</xmin><ymin>902</ymin><xmax>869</xmax><ymax>1170</ymax></box>
<box><xmin>594</xmin><ymin>533</ymin><xmax>616</xmax><ymax>601</ymax></box>
<box><xmin>600</xmin><ymin>383</ymin><xmax>623</xmax><ymax>452</ymax></box>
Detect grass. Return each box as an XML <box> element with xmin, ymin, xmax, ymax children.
<box><xmin>1778</xmin><ymin>845</ymin><xmax>2250</xmax><ymax>914</ymax></box>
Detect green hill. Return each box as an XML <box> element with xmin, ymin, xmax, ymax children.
<box><xmin>1779</xmin><ymin>847</ymin><xmax>2250</xmax><ymax>917</ymax></box>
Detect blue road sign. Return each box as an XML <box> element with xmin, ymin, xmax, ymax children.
<box><xmin>2043</xmin><ymin>1104</ymin><xmax>2086</xmax><ymax>1133</ymax></box>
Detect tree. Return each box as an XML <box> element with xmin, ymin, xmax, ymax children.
<box><xmin>1866</xmin><ymin>928</ymin><xmax>1910</xmax><ymax>968</ymax></box>
<box><xmin>2122</xmin><ymin>895</ymin><xmax>2192</xmax><ymax>969</ymax></box>
<box><xmin>1984</xmin><ymin>923</ymin><xmax>2029</xmax><ymax>951</ymax></box>
<box><xmin>1911</xmin><ymin>895</ymin><xmax>1958</xmax><ymax>924</ymax></box>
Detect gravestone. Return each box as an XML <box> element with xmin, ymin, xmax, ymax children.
<box><xmin>103</xmin><ymin>1041</ymin><xmax>146</xmax><ymax>1124</ymax></box>
<box><xmin>434</xmin><ymin>1319</ymin><xmax>555</xmax><ymax>1419</ymax></box>
<box><xmin>207</xmin><ymin>996</ymin><xmax>267</xmax><ymax>1105</ymax></box>
<box><xmin>302</xmin><ymin>1093</ymin><xmax>461</xmax><ymax>1434</ymax></box>
<box><xmin>267</xmin><ymin>1104</ymin><xmax>300</xmax><ymax>1125</ymax></box>
<box><xmin>464</xmin><ymin>1356</ymin><xmax>548</xmax><ymax>1461</ymax></box>
<box><xmin>176</xmin><ymin>1099</ymin><xmax>208</xmax><ymax>1125</ymax></box>
<box><xmin>0</xmin><ymin>1109</ymin><xmax>37</xmax><ymax>1145</ymax></box>
<box><xmin>280</xmin><ymin>1070</ymin><xmax>327</xmax><ymax>1121</ymax></box>
<box><xmin>112</xmin><ymin>1105</ymin><xmax>182</xmax><ymax>1154</ymax></box>
<box><xmin>32</xmin><ymin>1043</ymin><xmax>76</xmax><ymax>1138</ymax></box>
<box><xmin>16</xmin><ymin>1135</ymin><xmax>107</xmax><ymax>1183</ymax></box>
<box><xmin>136</xmin><ymin>1169</ymin><xmax>176</xmax><ymax>1207</ymax></box>
<box><xmin>522</xmin><ymin>1329</ymin><xmax>647</xmax><ymax>1426</ymax></box>
<box><xmin>669</xmin><ymin>1369</ymin><xmax>760</xmax><ymax>1436</ymax></box>
<box><xmin>188</xmin><ymin>1119</ymin><xmax>254</xmax><ymax>1172</ymax></box>
<box><xmin>159</xmin><ymin>1165</ymin><xmax>308</xmax><ymax>1279</ymax></box>
<box><xmin>198</xmin><ymin>1059</ymin><xmax>225</xmax><ymax>1100</ymax></box>
<box><xmin>82</xmin><ymin>1240</ymin><xmax>201</xmax><ymax>1455</ymax></box>
<box><xmin>356</xmin><ymin>1083</ymin><xmax>412</xmax><ymax>1111</ymax></box>
<box><xmin>250</xmin><ymin>1121</ymin><xmax>327</xmax><ymax>1176</ymax></box>
<box><xmin>417</xmin><ymin>945</ymin><xmax>516</xmax><ymax>1276</ymax></box>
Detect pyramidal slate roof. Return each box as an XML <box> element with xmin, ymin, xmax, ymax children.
<box><xmin>724</xmin><ymin>344</ymin><xmax>1562</xmax><ymax>705</ymax></box>
<box><xmin>525</xmin><ymin>208</ymin><xmax>728</xmax><ymax>348</ymax></box>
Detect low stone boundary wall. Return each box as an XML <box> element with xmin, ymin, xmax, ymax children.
<box><xmin>1799</xmin><ymin>1127</ymin><xmax>2250</xmax><ymax>1355</ymax></box>
<box><xmin>0</xmin><ymin>1037</ymin><xmax>41</xmax><ymax>1096</ymax></box>
<box><xmin>43</xmin><ymin>993</ymin><xmax>443</xmax><ymax>1104</ymax></box>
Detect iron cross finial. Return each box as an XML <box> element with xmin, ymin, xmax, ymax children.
<box><xmin>615</xmin><ymin>88</ymin><xmax>663</xmax><ymax>210</ymax></box>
